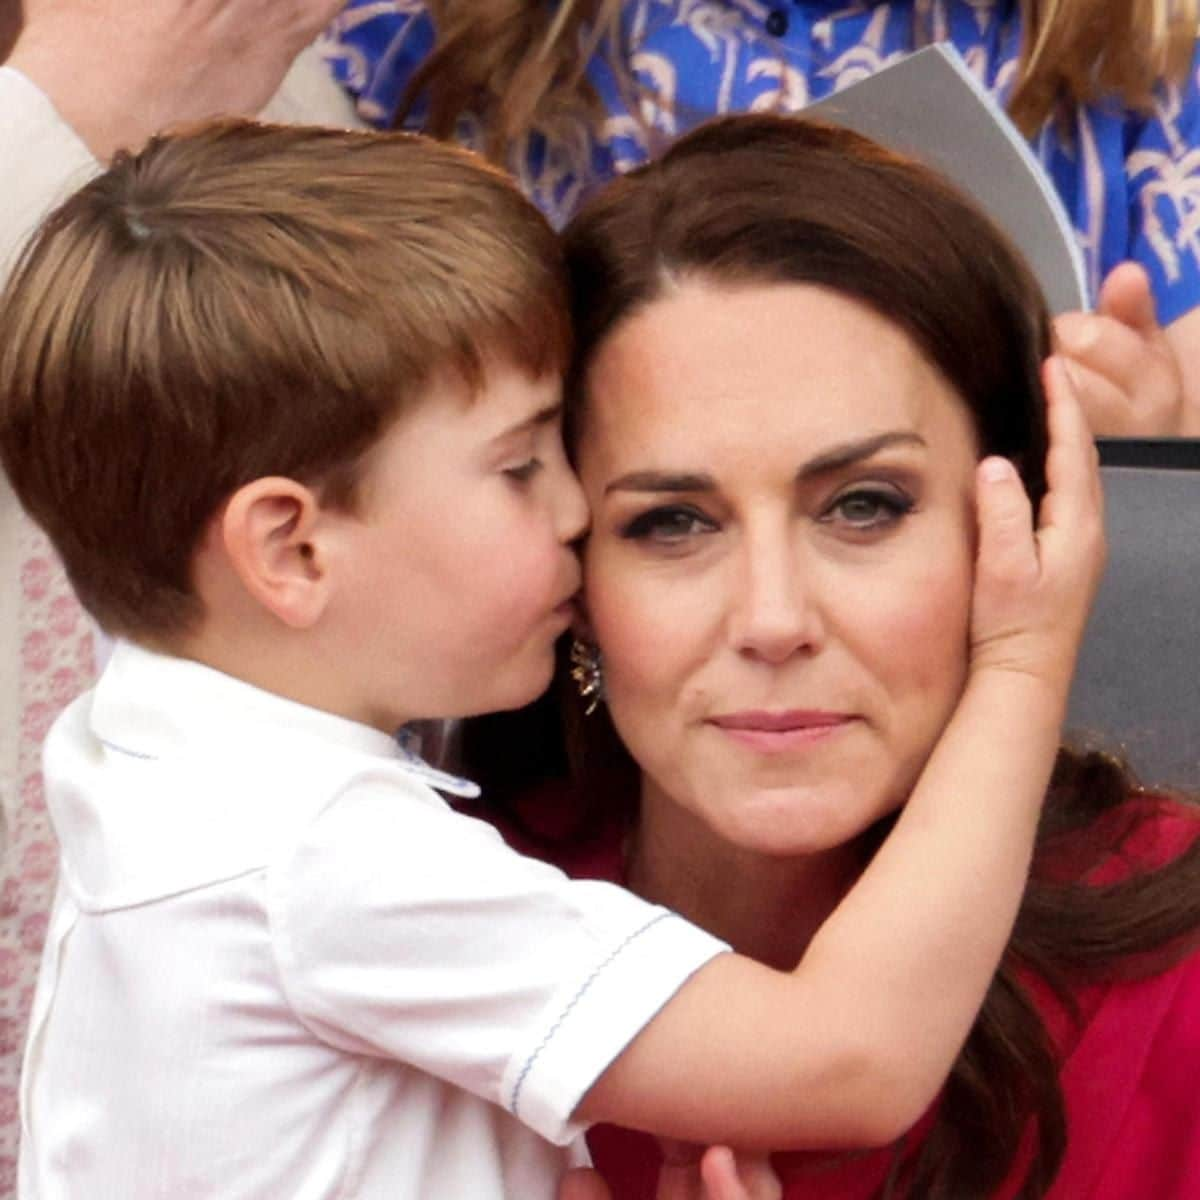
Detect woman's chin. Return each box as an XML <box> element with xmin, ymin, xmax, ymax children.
<box><xmin>704</xmin><ymin>783</ymin><xmax>900</xmax><ymax>860</ymax></box>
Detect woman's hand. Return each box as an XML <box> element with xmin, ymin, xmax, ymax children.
<box><xmin>657</xmin><ymin>1142</ymin><xmax>783</xmax><ymax>1200</ymax></box>
<box><xmin>557</xmin><ymin>1167</ymin><xmax>612</xmax><ymax>1200</ymax></box>
<box><xmin>1054</xmin><ymin>262</ymin><xmax>1196</xmax><ymax>436</ymax></box>
<box><xmin>968</xmin><ymin>353</ymin><xmax>1106</xmax><ymax>707</ymax></box>
<box><xmin>556</xmin><ymin>1145</ymin><xmax>782</xmax><ymax>1200</ymax></box>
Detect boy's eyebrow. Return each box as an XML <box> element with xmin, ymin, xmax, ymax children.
<box><xmin>604</xmin><ymin>431</ymin><xmax>926</xmax><ymax>496</ymax></box>
<box><xmin>495</xmin><ymin>402</ymin><xmax>563</xmax><ymax>440</ymax></box>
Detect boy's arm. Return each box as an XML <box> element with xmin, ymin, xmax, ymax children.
<box><xmin>575</xmin><ymin>357</ymin><xmax>1105</xmax><ymax>1148</ymax></box>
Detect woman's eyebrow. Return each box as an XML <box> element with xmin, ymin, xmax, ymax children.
<box><xmin>797</xmin><ymin>431</ymin><xmax>927</xmax><ymax>480</ymax></box>
<box><xmin>603</xmin><ymin>432</ymin><xmax>926</xmax><ymax>495</ymax></box>
<box><xmin>604</xmin><ymin>470</ymin><xmax>715</xmax><ymax>496</ymax></box>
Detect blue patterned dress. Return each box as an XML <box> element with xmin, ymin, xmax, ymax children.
<box><xmin>324</xmin><ymin>1</ymin><xmax>1200</xmax><ymax>323</ymax></box>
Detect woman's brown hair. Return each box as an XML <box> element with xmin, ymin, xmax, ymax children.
<box><xmin>395</xmin><ymin>0</ymin><xmax>1197</xmax><ymax>155</ymax></box>
<box><xmin>465</xmin><ymin>112</ymin><xmax>1200</xmax><ymax>1199</ymax></box>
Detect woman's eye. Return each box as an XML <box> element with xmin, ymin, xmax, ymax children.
<box><xmin>823</xmin><ymin>487</ymin><xmax>914</xmax><ymax>530</ymax></box>
<box><xmin>504</xmin><ymin>458</ymin><xmax>543</xmax><ymax>483</ymax></box>
<box><xmin>620</xmin><ymin>505</ymin><xmax>716</xmax><ymax>544</ymax></box>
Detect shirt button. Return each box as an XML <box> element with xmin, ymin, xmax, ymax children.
<box><xmin>765</xmin><ymin>8</ymin><xmax>790</xmax><ymax>36</ymax></box>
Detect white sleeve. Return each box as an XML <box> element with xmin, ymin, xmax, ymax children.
<box><xmin>0</xmin><ymin>66</ymin><xmax>99</xmax><ymax>287</ymax></box>
<box><xmin>258</xmin><ymin>43</ymin><xmax>366</xmax><ymax>129</ymax></box>
<box><xmin>268</xmin><ymin>777</ymin><xmax>728</xmax><ymax>1146</ymax></box>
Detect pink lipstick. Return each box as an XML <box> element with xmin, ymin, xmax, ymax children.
<box><xmin>708</xmin><ymin>710</ymin><xmax>854</xmax><ymax>753</ymax></box>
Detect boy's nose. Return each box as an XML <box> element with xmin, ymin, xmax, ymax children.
<box><xmin>555</xmin><ymin>465</ymin><xmax>590</xmax><ymax>543</ymax></box>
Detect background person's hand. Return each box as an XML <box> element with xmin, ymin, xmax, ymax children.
<box><xmin>967</xmin><ymin>354</ymin><xmax>1106</xmax><ymax>705</ymax></box>
<box><xmin>9</xmin><ymin>0</ymin><xmax>345</xmax><ymax>159</ymax></box>
<box><xmin>1054</xmin><ymin>261</ymin><xmax>1193</xmax><ymax>435</ymax></box>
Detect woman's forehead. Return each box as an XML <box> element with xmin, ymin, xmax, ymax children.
<box><xmin>580</xmin><ymin>280</ymin><xmax>969</xmax><ymax>464</ymax></box>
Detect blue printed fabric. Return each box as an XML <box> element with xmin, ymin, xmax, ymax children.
<box><xmin>324</xmin><ymin>1</ymin><xmax>1200</xmax><ymax>323</ymax></box>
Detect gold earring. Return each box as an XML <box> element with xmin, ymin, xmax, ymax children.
<box><xmin>569</xmin><ymin>638</ymin><xmax>604</xmax><ymax>716</ymax></box>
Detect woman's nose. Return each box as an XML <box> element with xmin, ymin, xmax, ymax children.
<box><xmin>730</xmin><ymin>532</ymin><xmax>824</xmax><ymax>663</ymax></box>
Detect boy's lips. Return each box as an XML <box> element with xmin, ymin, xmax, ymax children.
<box><xmin>552</xmin><ymin>588</ymin><xmax>582</xmax><ymax>622</ymax></box>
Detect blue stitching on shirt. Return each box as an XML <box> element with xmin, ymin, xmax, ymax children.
<box><xmin>509</xmin><ymin>910</ymin><xmax>672</xmax><ymax>1118</ymax></box>
<box><xmin>97</xmin><ymin>737</ymin><xmax>157</xmax><ymax>761</ymax></box>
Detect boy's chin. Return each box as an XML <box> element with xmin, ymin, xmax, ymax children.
<box><xmin>471</xmin><ymin>655</ymin><xmax>557</xmax><ymax>717</ymax></box>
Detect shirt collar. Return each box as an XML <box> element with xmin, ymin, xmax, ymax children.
<box><xmin>89</xmin><ymin>641</ymin><xmax>480</xmax><ymax>798</ymax></box>
<box><xmin>47</xmin><ymin>642</ymin><xmax>479</xmax><ymax>910</ymax></box>
<box><xmin>91</xmin><ymin>641</ymin><xmax>400</xmax><ymax>757</ymax></box>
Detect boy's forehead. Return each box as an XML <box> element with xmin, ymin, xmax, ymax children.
<box><xmin>469</xmin><ymin>364</ymin><xmax>565</xmax><ymax>439</ymax></box>
<box><xmin>383</xmin><ymin>362</ymin><xmax>563</xmax><ymax>460</ymax></box>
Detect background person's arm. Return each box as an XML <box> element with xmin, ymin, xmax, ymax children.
<box><xmin>1</xmin><ymin>0</ymin><xmax>355</xmax><ymax>287</ymax></box>
<box><xmin>0</xmin><ymin>67</ymin><xmax>96</xmax><ymax>282</ymax></box>
<box><xmin>8</xmin><ymin>0</ymin><xmax>346</xmax><ymax>162</ymax></box>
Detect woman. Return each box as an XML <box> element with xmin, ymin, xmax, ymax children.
<box><xmin>465</xmin><ymin>113</ymin><xmax>1200</xmax><ymax>1198</ymax></box>
<box><xmin>326</xmin><ymin>0</ymin><xmax>1200</xmax><ymax>436</ymax></box>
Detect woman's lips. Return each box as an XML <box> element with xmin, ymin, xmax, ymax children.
<box><xmin>708</xmin><ymin>710</ymin><xmax>855</xmax><ymax>753</ymax></box>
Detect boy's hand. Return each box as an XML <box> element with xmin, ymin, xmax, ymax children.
<box><xmin>11</xmin><ymin>0</ymin><xmax>344</xmax><ymax>160</ymax></box>
<box><xmin>968</xmin><ymin>354</ymin><xmax>1106</xmax><ymax>704</ymax></box>
<box><xmin>1054</xmin><ymin>262</ymin><xmax>1190</xmax><ymax>435</ymax></box>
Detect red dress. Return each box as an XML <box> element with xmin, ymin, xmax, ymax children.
<box><xmin>477</xmin><ymin>788</ymin><xmax>1200</xmax><ymax>1198</ymax></box>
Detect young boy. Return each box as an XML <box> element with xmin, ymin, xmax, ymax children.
<box><xmin>0</xmin><ymin>121</ymin><xmax>1102</xmax><ymax>1199</ymax></box>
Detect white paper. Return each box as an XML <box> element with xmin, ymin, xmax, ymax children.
<box><xmin>807</xmin><ymin>44</ymin><xmax>1089</xmax><ymax>315</ymax></box>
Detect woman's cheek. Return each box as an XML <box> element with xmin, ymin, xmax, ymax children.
<box><xmin>588</xmin><ymin>564</ymin><xmax>709</xmax><ymax>696</ymax></box>
<box><xmin>869</xmin><ymin>555</ymin><xmax>973</xmax><ymax>697</ymax></box>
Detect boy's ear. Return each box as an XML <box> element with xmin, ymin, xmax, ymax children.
<box><xmin>219</xmin><ymin>477</ymin><xmax>332</xmax><ymax>629</ymax></box>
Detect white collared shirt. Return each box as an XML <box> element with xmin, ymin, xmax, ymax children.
<box><xmin>19</xmin><ymin>643</ymin><xmax>725</xmax><ymax>1199</ymax></box>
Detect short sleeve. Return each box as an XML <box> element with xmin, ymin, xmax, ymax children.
<box><xmin>268</xmin><ymin>775</ymin><xmax>727</xmax><ymax>1145</ymax></box>
<box><xmin>0</xmin><ymin>67</ymin><xmax>98</xmax><ymax>284</ymax></box>
<box><xmin>1124</xmin><ymin>54</ymin><xmax>1200</xmax><ymax>326</ymax></box>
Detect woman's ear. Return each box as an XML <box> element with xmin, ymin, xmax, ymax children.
<box><xmin>219</xmin><ymin>477</ymin><xmax>332</xmax><ymax>628</ymax></box>
<box><xmin>570</xmin><ymin>596</ymin><xmax>597</xmax><ymax>644</ymax></box>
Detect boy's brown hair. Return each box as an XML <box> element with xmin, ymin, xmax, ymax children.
<box><xmin>0</xmin><ymin>120</ymin><xmax>571</xmax><ymax>640</ymax></box>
